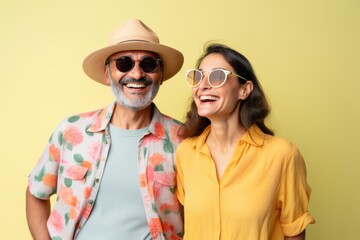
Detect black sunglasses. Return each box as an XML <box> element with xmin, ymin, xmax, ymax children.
<box><xmin>107</xmin><ymin>56</ymin><xmax>161</xmax><ymax>73</ymax></box>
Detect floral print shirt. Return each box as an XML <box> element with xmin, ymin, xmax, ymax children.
<box><xmin>28</xmin><ymin>102</ymin><xmax>183</xmax><ymax>240</ymax></box>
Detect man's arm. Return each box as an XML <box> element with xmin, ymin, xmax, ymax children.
<box><xmin>26</xmin><ymin>187</ymin><xmax>51</xmax><ymax>240</ymax></box>
<box><xmin>285</xmin><ymin>230</ymin><xmax>306</xmax><ymax>240</ymax></box>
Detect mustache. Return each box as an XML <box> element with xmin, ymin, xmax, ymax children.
<box><xmin>119</xmin><ymin>77</ymin><xmax>153</xmax><ymax>85</ymax></box>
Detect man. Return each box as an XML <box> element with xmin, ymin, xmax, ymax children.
<box><xmin>26</xmin><ymin>19</ymin><xmax>184</xmax><ymax>240</ymax></box>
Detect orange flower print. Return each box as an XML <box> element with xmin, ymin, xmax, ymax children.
<box><xmin>48</xmin><ymin>210</ymin><xmax>64</xmax><ymax>232</ymax></box>
<box><xmin>149</xmin><ymin>153</ymin><xmax>164</xmax><ymax>166</ymax></box>
<box><xmin>84</xmin><ymin>187</ymin><xmax>92</xmax><ymax>199</ymax></box>
<box><xmin>160</xmin><ymin>202</ymin><xmax>179</xmax><ymax>212</ymax></box>
<box><xmin>59</xmin><ymin>185</ymin><xmax>78</xmax><ymax>207</ymax></box>
<box><xmin>43</xmin><ymin>173</ymin><xmax>57</xmax><ymax>189</ymax></box>
<box><xmin>69</xmin><ymin>207</ymin><xmax>77</xmax><ymax>220</ymax></box>
<box><xmin>49</xmin><ymin>144</ymin><xmax>60</xmax><ymax>162</ymax></box>
<box><xmin>63</xmin><ymin>126</ymin><xmax>83</xmax><ymax>146</ymax></box>
<box><xmin>139</xmin><ymin>173</ymin><xmax>147</xmax><ymax>188</ymax></box>
<box><xmin>148</xmin><ymin>218</ymin><xmax>163</xmax><ymax>238</ymax></box>
<box><xmin>154</xmin><ymin>122</ymin><xmax>165</xmax><ymax>138</ymax></box>
<box><xmin>81</xmin><ymin>161</ymin><xmax>92</xmax><ymax>170</ymax></box>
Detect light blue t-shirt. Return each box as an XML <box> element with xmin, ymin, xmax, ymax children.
<box><xmin>76</xmin><ymin>124</ymin><xmax>151</xmax><ymax>240</ymax></box>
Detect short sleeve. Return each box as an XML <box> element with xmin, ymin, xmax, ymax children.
<box><xmin>28</xmin><ymin>122</ymin><xmax>64</xmax><ymax>200</ymax></box>
<box><xmin>279</xmin><ymin>144</ymin><xmax>315</xmax><ymax>236</ymax></box>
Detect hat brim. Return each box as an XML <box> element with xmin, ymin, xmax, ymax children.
<box><xmin>82</xmin><ymin>41</ymin><xmax>184</xmax><ymax>85</ymax></box>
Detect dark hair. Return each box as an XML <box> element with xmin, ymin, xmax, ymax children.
<box><xmin>179</xmin><ymin>43</ymin><xmax>274</xmax><ymax>138</ymax></box>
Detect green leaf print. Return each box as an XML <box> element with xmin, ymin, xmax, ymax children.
<box><xmin>68</xmin><ymin>115</ymin><xmax>80</xmax><ymax>123</ymax></box>
<box><xmin>102</xmin><ymin>134</ymin><xmax>108</xmax><ymax>144</ymax></box>
<box><xmin>73</xmin><ymin>153</ymin><xmax>84</xmax><ymax>164</ymax></box>
<box><xmin>59</xmin><ymin>166</ymin><xmax>64</xmax><ymax>175</ymax></box>
<box><xmin>34</xmin><ymin>166</ymin><xmax>45</xmax><ymax>182</ymax></box>
<box><xmin>58</xmin><ymin>132</ymin><xmax>64</xmax><ymax>145</ymax></box>
<box><xmin>65</xmin><ymin>213</ymin><xmax>69</xmax><ymax>225</ymax></box>
<box><xmin>49</xmin><ymin>133</ymin><xmax>53</xmax><ymax>143</ymax></box>
<box><xmin>51</xmin><ymin>237</ymin><xmax>62</xmax><ymax>240</ymax></box>
<box><xmin>35</xmin><ymin>192</ymin><xmax>46</xmax><ymax>198</ymax></box>
<box><xmin>85</xmin><ymin>124</ymin><xmax>94</xmax><ymax>136</ymax></box>
<box><xmin>169</xmin><ymin>187</ymin><xmax>175</xmax><ymax>194</ymax></box>
<box><xmin>154</xmin><ymin>164</ymin><xmax>164</xmax><ymax>171</ymax></box>
<box><xmin>152</xmin><ymin>202</ymin><xmax>157</xmax><ymax>212</ymax></box>
<box><xmin>163</xmin><ymin>139</ymin><xmax>174</xmax><ymax>153</ymax></box>
<box><xmin>64</xmin><ymin>178</ymin><xmax>72</xmax><ymax>188</ymax></box>
<box><xmin>172</xmin><ymin>119</ymin><xmax>182</xmax><ymax>125</ymax></box>
<box><xmin>84</xmin><ymin>170</ymin><xmax>92</xmax><ymax>183</ymax></box>
<box><xmin>66</xmin><ymin>143</ymin><xmax>73</xmax><ymax>151</ymax></box>
<box><xmin>164</xmin><ymin>209</ymin><xmax>171</xmax><ymax>215</ymax></box>
<box><xmin>143</xmin><ymin>147</ymin><xmax>147</xmax><ymax>158</ymax></box>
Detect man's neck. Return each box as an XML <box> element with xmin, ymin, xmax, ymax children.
<box><xmin>110</xmin><ymin>102</ymin><xmax>153</xmax><ymax>129</ymax></box>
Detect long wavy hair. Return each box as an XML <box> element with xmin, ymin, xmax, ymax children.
<box><xmin>178</xmin><ymin>43</ymin><xmax>274</xmax><ymax>139</ymax></box>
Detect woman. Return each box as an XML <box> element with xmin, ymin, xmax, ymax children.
<box><xmin>176</xmin><ymin>44</ymin><xmax>315</xmax><ymax>240</ymax></box>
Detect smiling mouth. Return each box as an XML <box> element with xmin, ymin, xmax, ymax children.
<box><xmin>199</xmin><ymin>95</ymin><xmax>219</xmax><ymax>102</ymax></box>
<box><xmin>124</xmin><ymin>83</ymin><xmax>149</xmax><ymax>89</ymax></box>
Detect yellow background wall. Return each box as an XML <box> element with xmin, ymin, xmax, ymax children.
<box><xmin>1</xmin><ymin>0</ymin><xmax>359</xmax><ymax>239</ymax></box>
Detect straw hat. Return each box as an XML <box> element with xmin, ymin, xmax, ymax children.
<box><xmin>82</xmin><ymin>19</ymin><xmax>184</xmax><ymax>85</ymax></box>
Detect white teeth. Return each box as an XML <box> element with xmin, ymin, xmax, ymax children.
<box><xmin>200</xmin><ymin>95</ymin><xmax>218</xmax><ymax>101</ymax></box>
<box><xmin>126</xmin><ymin>83</ymin><xmax>147</xmax><ymax>88</ymax></box>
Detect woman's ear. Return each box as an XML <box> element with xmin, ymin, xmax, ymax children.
<box><xmin>239</xmin><ymin>81</ymin><xmax>254</xmax><ymax>100</ymax></box>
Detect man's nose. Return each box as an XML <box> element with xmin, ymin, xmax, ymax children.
<box><xmin>127</xmin><ymin>62</ymin><xmax>145</xmax><ymax>80</ymax></box>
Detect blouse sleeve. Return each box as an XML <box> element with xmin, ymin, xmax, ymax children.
<box><xmin>279</xmin><ymin>143</ymin><xmax>315</xmax><ymax>236</ymax></box>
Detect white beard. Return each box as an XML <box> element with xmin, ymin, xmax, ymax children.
<box><xmin>108</xmin><ymin>72</ymin><xmax>160</xmax><ymax>111</ymax></box>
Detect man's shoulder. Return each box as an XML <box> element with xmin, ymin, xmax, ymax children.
<box><xmin>56</xmin><ymin>104</ymin><xmax>113</xmax><ymax>130</ymax></box>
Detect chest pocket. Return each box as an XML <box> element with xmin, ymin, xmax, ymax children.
<box><xmin>60</xmin><ymin>165</ymin><xmax>89</xmax><ymax>189</ymax></box>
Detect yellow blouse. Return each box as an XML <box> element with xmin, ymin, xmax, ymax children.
<box><xmin>176</xmin><ymin>125</ymin><xmax>315</xmax><ymax>240</ymax></box>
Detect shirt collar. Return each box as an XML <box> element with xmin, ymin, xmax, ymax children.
<box><xmin>194</xmin><ymin>124</ymin><xmax>267</xmax><ymax>150</ymax></box>
<box><xmin>87</xmin><ymin>102</ymin><xmax>116</xmax><ymax>133</ymax></box>
<box><xmin>86</xmin><ymin>101</ymin><xmax>170</xmax><ymax>140</ymax></box>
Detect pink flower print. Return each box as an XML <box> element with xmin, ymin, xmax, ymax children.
<box><xmin>154</xmin><ymin>122</ymin><xmax>165</xmax><ymax>138</ymax></box>
<box><xmin>143</xmin><ymin>134</ymin><xmax>161</xmax><ymax>145</ymax></box>
<box><xmin>88</xmin><ymin>142</ymin><xmax>101</xmax><ymax>161</ymax></box>
<box><xmin>59</xmin><ymin>185</ymin><xmax>78</xmax><ymax>207</ymax></box>
<box><xmin>83</xmin><ymin>204</ymin><xmax>92</xmax><ymax>220</ymax></box>
<box><xmin>170</xmin><ymin>125</ymin><xmax>181</xmax><ymax>142</ymax></box>
<box><xmin>49</xmin><ymin>144</ymin><xmax>60</xmax><ymax>162</ymax></box>
<box><xmin>66</xmin><ymin>166</ymin><xmax>87</xmax><ymax>180</ymax></box>
<box><xmin>48</xmin><ymin>210</ymin><xmax>64</xmax><ymax>232</ymax></box>
<box><xmin>63</xmin><ymin>126</ymin><xmax>83</xmax><ymax>146</ymax></box>
<box><xmin>161</xmin><ymin>221</ymin><xmax>175</xmax><ymax>235</ymax></box>
<box><xmin>78</xmin><ymin>110</ymin><xmax>97</xmax><ymax>118</ymax></box>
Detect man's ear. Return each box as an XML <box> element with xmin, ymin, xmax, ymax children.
<box><xmin>239</xmin><ymin>81</ymin><xmax>254</xmax><ymax>100</ymax></box>
<box><xmin>104</xmin><ymin>65</ymin><xmax>110</xmax><ymax>85</ymax></box>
